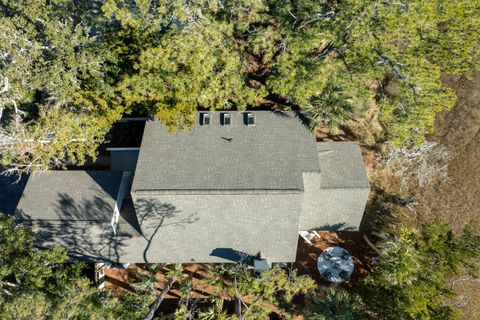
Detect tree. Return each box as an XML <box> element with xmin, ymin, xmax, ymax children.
<box><xmin>304</xmin><ymin>287</ymin><xmax>365</xmax><ymax>320</ymax></box>
<box><xmin>175</xmin><ymin>263</ymin><xmax>316</xmax><ymax>320</ymax></box>
<box><xmin>0</xmin><ymin>213</ymin><xmax>150</xmax><ymax>319</ymax></box>
<box><xmin>143</xmin><ymin>264</ymin><xmax>184</xmax><ymax>320</ymax></box>
<box><xmin>303</xmin><ymin>82</ymin><xmax>355</xmax><ymax>132</ymax></box>
<box><xmin>359</xmin><ymin>222</ymin><xmax>480</xmax><ymax>320</ymax></box>
<box><xmin>264</xmin><ymin>0</ymin><xmax>479</xmax><ymax>145</ymax></box>
<box><xmin>2</xmin><ymin>0</ymin><xmax>479</xmax><ymax>172</ymax></box>
<box><xmin>102</xmin><ymin>0</ymin><xmax>264</xmax><ymax>130</ymax></box>
<box><xmin>0</xmin><ymin>106</ymin><xmax>119</xmax><ymax>176</ymax></box>
<box><xmin>132</xmin><ymin>264</ymin><xmax>166</xmax><ymax>295</ymax></box>
<box><xmin>0</xmin><ymin>0</ymin><xmax>121</xmax><ymax>175</ymax></box>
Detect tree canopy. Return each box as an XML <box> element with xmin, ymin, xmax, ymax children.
<box><xmin>1</xmin><ymin>0</ymin><xmax>479</xmax><ymax>170</ymax></box>
<box><xmin>0</xmin><ymin>214</ymin><xmax>150</xmax><ymax>319</ymax></box>
<box><xmin>0</xmin><ymin>0</ymin><xmax>121</xmax><ymax>175</ymax></box>
<box><xmin>359</xmin><ymin>222</ymin><xmax>480</xmax><ymax>320</ymax></box>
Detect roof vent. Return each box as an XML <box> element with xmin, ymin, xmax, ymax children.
<box><xmin>245</xmin><ymin>112</ymin><xmax>255</xmax><ymax>126</ymax></box>
<box><xmin>200</xmin><ymin>113</ymin><xmax>210</xmax><ymax>125</ymax></box>
<box><xmin>221</xmin><ymin>113</ymin><xmax>231</xmax><ymax>126</ymax></box>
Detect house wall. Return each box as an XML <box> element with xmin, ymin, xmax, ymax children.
<box><xmin>129</xmin><ymin>193</ymin><xmax>303</xmax><ymax>263</ymax></box>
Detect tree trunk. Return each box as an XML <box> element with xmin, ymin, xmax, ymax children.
<box><xmin>143</xmin><ymin>276</ymin><xmax>177</xmax><ymax>320</ymax></box>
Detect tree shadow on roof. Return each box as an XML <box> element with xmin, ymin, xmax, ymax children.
<box><xmin>85</xmin><ymin>171</ymin><xmax>123</xmax><ymax>201</ymax></box>
<box><xmin>270</xmin><ymin>109</ymin><xmax>311</xmax><ymax>129</ymax></box>
<box><xmin>134</xmin><ymin>198</ymin><xmax>200</xmax><ymax>263</ymax></box>
<box><xmin>16</xmin><ymin>191</ymin><xmax>132</xmax><ymax>263</ymax></box>
<box><xmin>55</xmin><ymin>192</ymin><xmax>114</xmax><ymax>221</ymax></box>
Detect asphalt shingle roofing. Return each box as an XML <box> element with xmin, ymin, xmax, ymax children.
<box><xmin>317</xmin><ymin>142</ymin><xmax>370</xmax><ymax>189</ymax></box>
<box><xmin>132</xmin><ymin>111</ymin><xmax>320</xmax><ymax>194</ymax></box>
<box><xmin>16</xmin><ymin>171</ymin><xmax>123</xmax><ymax>221</ymax></box>
<box><xmin>12</xmin><ymin>112</ymin><xmax>371</xmax><ymax>263</ymax></box>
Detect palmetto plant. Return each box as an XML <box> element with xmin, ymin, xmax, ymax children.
<box><xmin>304</xmin><ymin>82</ymin><xmax>355</xmax><ymax>132</ymax></box>
<box><xmin>374</xmin><ymin>229</ymin><xmax>421</xmax><ymax>286</ymax></box>
<box><xmin>305</xmin><ymin>287</ymin><xmax>365</xmax><ymax>320</ymax></box>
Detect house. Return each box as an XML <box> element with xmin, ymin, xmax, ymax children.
<box><xmin>15</xmin><ymin>111</ymin><xmax>370</xmax><ymax>264</ymax></box>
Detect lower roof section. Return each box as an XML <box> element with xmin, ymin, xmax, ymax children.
<box><xmin>16</xmin><ymin>171</ymin><xmax>123</xmax><ymax>221</ymax></box>
<box><xmin>316</xmin><ymin>142</ymin><xmax>370</xmax><ymax>189</ymax></box>
<box><xmin>20</xmin><ymin>193</ymin><xmax>302</xmax><ymax>264</ymax></box>
<box><xmin>299</xmin><ymin>142</ymin><xmax>370</xmax><ymax>231</ymax></box>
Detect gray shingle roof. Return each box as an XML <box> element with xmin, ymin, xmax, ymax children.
<box><xmin>316</xmin><ymin>142</ymin><xmax>370</xmax><ymax>189</ymax></box>
<box><xmin>128</xmin><ymin>192</ymin><xmax>302</xmax><ymax>263</ymax></box>
<box><xmin>16</xmin><ymin>171</ymin><xmax>123</xmax><ymax>221</ymax></box>
<box><xmin>132</xmin><ymin>111</ymin><xmax>319</xmax><ymax>194</ymax></box>
<box><xmin>299</xmin><ymin>142</ymin><xmax>370</xmax><ymax>231</ymax></box>
<box><xmin>11</xmin><ymin>119</ymin><xmax>371</xmax><ymax>263</ymax></box>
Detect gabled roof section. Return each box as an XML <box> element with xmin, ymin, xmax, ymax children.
<box><xmin>132</xmin><ymin>111</ymin><xmax>319</xmax><ymax>194</ymax></box>
<box><xmin>16</xmin><ymin>171</ymin><xmax>123</xmax><ymax>221</ymax></box>
<box><xmin>316</xmin><ymin>142</ymin><xmax>370</xmax><ymax>189</ymax></box>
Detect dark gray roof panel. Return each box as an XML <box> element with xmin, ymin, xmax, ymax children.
<box><xmin>316</xmin><ymin>142</ymin><xmax>370</xmax><ymax>189</ymax></box>
<box><xmin>132</xmin><ymin>111</ymin><xmax>319</xmax><ymax>193</ymax></box>
<box><xmin>110</xmin><ymin>149</ymin><xmax>139</xmax><ymax>172</ymax></box>
<box><xmin>0</xmin><ymin>174</ymin><xmax>27</xmax><ymax>215</ymax></box>
<box><xmin>16</xmin><ymin>171</ymin><xmax>123</xmax><ymax>221</ymax></box>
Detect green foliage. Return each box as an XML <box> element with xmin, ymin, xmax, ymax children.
<box><xmin>104</xmin><ymin>0</ymin><xmax>264</xmax><ymax>129</ymax></box>
<box><xmin>330</xmin><ymin>0</ymin><xmax>477</xmax><ymax>145</ymax></box>
<box><xmin>263</xmin><ymin>0</ymin><xmax>479</xmax><ymax>145</ymax></box>
<box><xmin>120</xmin><ymin>21</ymin><xmax>262</xmax><ymax>129</ymax></box>
<box><xmin>303</xmin><ymin>82</ymin><xmax>355</xmax><ymax>132</ymax></box>
<box><xmin>0</xmin><ymin>0</ymin><xmax>120</xmax><ymax>174</ymax></box>
<box><xmin>359</xmin><ymin>222</ymin><xmax>480</xmax><ymax>320</ymax></box>
<box><xmin>2</xmin><ymin>0</ymin><xmax>480</xmax><ymax>172</ymax></box>
<box><xmin>1</xmin><ymin>106</ymin><xmax>119</xmax><ymax>173</ymax></box>
<box><xmin>0</xmin><ymin>214</ymin><xmax>150</xmax><ymax>319</ymax></box>
<box><xmin>132</xmin><ymin>263</ymin><xmax>166</xmax><ymax>294</ymax></box>
<box><xmin>0</xmin><ymin>0</ymin><xmax>112</xmax><ymax>107</ymax></box>
<box><xmin>190</xmin><ymin>264</ymin><xmax>316</xmax><ymax>320</ymax></box>
<box><xmin>0</xmin><ymin>213</ymin><xmax>74</xmax><ymax>295</ymax></box>
<box><xmin>372</xmin><ymin>229</ymin><xmax>421</xmax><ymax>287</ymax></box>
<box><xmin>305</xmin><ymin>288</ymin><xmax>365</xmax><ymax>320</ymax></box>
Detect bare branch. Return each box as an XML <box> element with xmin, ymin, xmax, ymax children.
<box><xmin>381</xmin><ymin>141</ymin><xmax>452</xmax><ymax>191</ymax></box>
<box><xmin>297</xmin><ymin>11</ymin><xmax>335</xmax><ymax>30</ymax></box>
<box><xmin>0</xmin><ymin>76</ymin><xmax>9</xmax><ymax>93</ymax></box>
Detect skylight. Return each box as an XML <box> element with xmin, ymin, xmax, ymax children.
<box><xmin>221</xmin><ymin>113</ymin><xmax>231</xmax><ymax>125</ymax></box>
<box><xmin>245</xmin><ymin>112</ymin><xmax>255</xmax><ymax>126</ymax></box>
<box><xmin>200</xmin><ymin>113</ymin><xmax>210</xmax><ymax>125</ymax></box>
